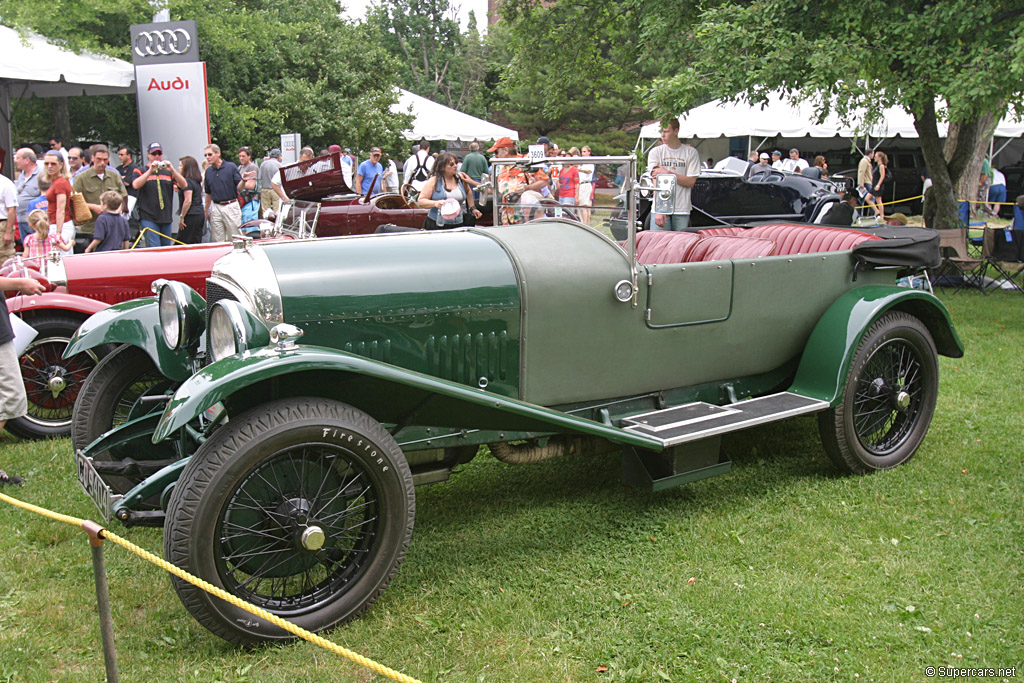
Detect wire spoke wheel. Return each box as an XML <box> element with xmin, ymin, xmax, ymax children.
<box><xmin>216</xmin><ymin>444</ymin><xmax>382</xmax><ymax>613</ymax></box>
<box><xmin>19</xmin><ymin>336</ymin><xmax>98</xmax><ymax>427</ymax></box>
<box><xmin>819</xmin><ymin>311</ymin><xmax>939</xmax><ymax>473</ymax></box>
<box><xmin>164</xmin><ymin>398</ymin><xmax>414</xmax><ymax>646</ymax></box>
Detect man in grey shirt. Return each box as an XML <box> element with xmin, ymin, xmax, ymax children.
<box><xmin>258</xmin><ymin>148</ymin><xmax>283</xmax><ymax>218</ymax></box>
<box><xmin>13</xmin><ymin>148</ymin><xmax>41</xmax><ymax>242</ymax></box>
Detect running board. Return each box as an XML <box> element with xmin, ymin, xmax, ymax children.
<box><xmin>621</xmin><ymin>392</ymin><xmax>830</xmax><ymax>447</ymax></box>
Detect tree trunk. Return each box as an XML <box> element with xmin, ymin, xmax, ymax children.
<box><xmin>948</xmin><ymin>108</ymin><xmax>1001</xmax><ymax>219</ymax></box>
<box><xmin>52</xmin><ymin>97</ymin><xmax>70</xmax><ymax>142</ymax></box>
<box><xmin>916</xmin><ymin>101</ymin><xmax>961</xmax><ymax>230</ymax></box>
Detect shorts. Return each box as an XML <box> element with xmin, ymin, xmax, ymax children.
<box><xmin>0</xmin><ymin>340</ymin><xmax>27</xmax><ymax>421</ymax></box>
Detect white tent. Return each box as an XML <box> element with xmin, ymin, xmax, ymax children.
<box><xmin>638</xmin><ymin>92</ymin><xmax>1024</xmax><ymax>142</ymax></box>
<box><xmin>0</xmin><ymin>25</ymin><xmax>135</xmax><ymax>176</ymax></box>
<box><xmin>392</xmin><ymin>88</ymin><xmax>518</xmax><ymax>143</ymax></box>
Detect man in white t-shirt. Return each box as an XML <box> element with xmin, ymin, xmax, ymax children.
<box><xmin>403</xmin><ymin>140</ymin><xmax>434</xmax><ymax>192</ymax></box>
<box><xmin>646</xmin><ymin>118</ymin><xmax>701</xmax><ymax>232</ymax></box>
<box><xmin>782</xmin><ymin>148</ymin><xmax>809</xmax><ymax>174</ymax></box>
<box><xmin>0</xmin><ymin>157</ymin><xmax>19</xmax><ymax>261</ymax></box>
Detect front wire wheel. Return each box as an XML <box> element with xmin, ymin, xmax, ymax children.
<box><xmin>164</xmin><ymin>398</ymin><xmax>415</xmax><ymax>647</ymax></box>
<box><xmin>818</xmin><ymin>311</ymin><xmax>939</xmax><ymax>473</ymax></box>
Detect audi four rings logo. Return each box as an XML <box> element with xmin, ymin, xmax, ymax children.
<box><xmin>134</xmin><ymin>29</ymin><xmax>192</xmax><ymax>57</ymax></box>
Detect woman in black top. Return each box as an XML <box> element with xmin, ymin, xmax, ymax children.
<box><xmin>868</xmin><ymin>151</ymin><xmax>889</xmax><ymax>220</ymax></box>
<box><xmin>177</xmin><ymin>156</ymin><xmax>206</xmax><ymax>244</ymax></box>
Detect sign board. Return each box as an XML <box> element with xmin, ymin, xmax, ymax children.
<box><xmin>281</xmin><ymin>134</ymin><xmax>302</xmax><ymax>165</ymax></box>
<box><xmin>528</xmin><ymin>145</ymin><xmax>545</xmax><ymax>163</ymax></box>
<box><xmin>135</xmin><ymin>61</ymin><xmax>211</xmax><ymax>167</ymax></box>
<box><xmin>130</xmin><ymin>20</ymin><xmax>200</xmax><ymax>65</ymax></box>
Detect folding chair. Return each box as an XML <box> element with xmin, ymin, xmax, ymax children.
<box><xmin>932</xmin><ymin>227</ymin><xmax>985</xmax><ymax>293</ymax></box>
<box><xmin>982</xmin><ymin>227</ymin><xmax>1024</xmax><ymax>294</ymax></box>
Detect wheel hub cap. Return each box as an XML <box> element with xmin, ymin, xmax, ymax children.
<box><xmin>300</xmin><ymin>526</ymin><xmax>326</xmax><ymax>551</ymax></box>
<box><xmin>47</xmin><ymin>372</ymin><xmax>67</xmax><ymax>398</ymax></box>
<box><xmin>895</xmin><ymin>390</ymin><xmax>911</xmax><ymax>411</ymax></box>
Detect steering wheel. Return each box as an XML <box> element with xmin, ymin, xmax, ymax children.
<box><xmin>401</xmin><ymin>183</ymin><xmax>419</xmax><ymax>205</ymax></box>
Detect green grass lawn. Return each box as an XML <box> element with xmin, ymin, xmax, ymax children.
<box><xmin>1</xmin><ymin>291</ymin><xmax>1021</xmax><ymax>682</ymax></box>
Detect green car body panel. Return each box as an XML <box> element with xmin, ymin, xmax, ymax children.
<box><xmin>791</xmin><ymin>285</ymin><xmax>964</xmax><ymax>404</ymax></box>
<box><xmin>64</xmin><ymin>297</ymin><xmax>196</xmax><ymax>381</ymax></box>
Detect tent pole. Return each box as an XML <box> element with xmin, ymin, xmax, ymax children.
<box><xmin>0</xmin><ymin>83</ymin><xmax>11</xmax><ymax>180</ymax></box>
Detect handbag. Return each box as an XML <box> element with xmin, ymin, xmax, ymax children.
<box><xmin>70</xmin><ymin>191</ymin><xmax>92</xmax><ymax>225</ymax></box>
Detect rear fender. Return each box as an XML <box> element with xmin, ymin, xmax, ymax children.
<box><xmin>63</xmin><ymin>298</ymin><xmax>195</xmax><ymax>381</ymax></box>
<box><xmin>153</xmin><ymin>345</ymin><xmax>664</xmax><ymax>451</ymax></box>
<box><xmin>791</xmin><ymin>285</ymin><xmax>963</xmax><ymax>405</ymax></box>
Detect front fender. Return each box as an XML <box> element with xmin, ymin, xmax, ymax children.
<box><xmin>7</xmin><ymin>290</ymin><xmax>108</xmax><ymax>317</ymax></box>
<box><xmin>64</xmin><ymin>298</ymin><xmax>194</xmax><ymax>381</ymax></box>
<box><xmin>790</xmin><ymin>285</ymin><xmax>964</xmax><ymax>405</ymax></box>
<box><xmin>153</xmin><ymin>345</ymin><xmax>664</xmax><ymax>450</ymax></box>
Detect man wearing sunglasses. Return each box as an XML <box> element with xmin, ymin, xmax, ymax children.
<box><xmin>203</xmin><ymin>143</ymin><xmax>246</xmax><ymax>243</ymax></box>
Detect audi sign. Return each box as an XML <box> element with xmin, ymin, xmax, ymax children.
<box><xmin>130</xmin><ymin>20</ymin><xmax>199</xmax><ymax>65</ymax></box>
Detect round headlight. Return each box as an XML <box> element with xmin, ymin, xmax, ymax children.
<box><xmin>157</xmin><ymin>281</ymin><xmax>205</xmax><ymax>350</ymax></box>
<box><xmin>158</xmin><ymin>284</ymin><xmax>184</xmax><ymax>349</ymax></box>
<box><xmin>208</xmin><ymin>303</ymin><xmax>241</xmax><ymax>362</ymax></box>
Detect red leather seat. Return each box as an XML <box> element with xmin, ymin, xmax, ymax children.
<box><xmin>635</xmin><ymin>230</ymin><xmax>702</xmax><ymax>264</ymax></box>
<box><xmin>685</xmin><ymin>235</ymin><xmax>777</xmax><ymax>262</ymax></box>
<box><xmin>743</xmin><ymin>224</ymin><xmax>881</xmax><ymax>255</ymax></box>
<box><xmin>697</xmin><ymin>227</ymin><xmax>744</xmax><ymax>238</ymax></box>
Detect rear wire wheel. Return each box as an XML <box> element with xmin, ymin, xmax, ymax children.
<box><xmin>818</xmin><ymin>311</ymin><xmax>939</xmax><ymax>473</ymax></box>
<box><xmin>164</xmin><ymin>397</ymin><xmax>414</xmax><ymax>646</ymax></box>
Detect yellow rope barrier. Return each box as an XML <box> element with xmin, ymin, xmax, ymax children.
<box><xmin>0</xmin><ymin>491</ymin><xmax>423</xmax><ymax>683</ymax></box>
<box><xmin>130</xmin><ymin>227</ymin><xmax>187</xmax><ymax>249</ymax></box>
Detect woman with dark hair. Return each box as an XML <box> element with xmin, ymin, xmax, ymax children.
<box><xmin>417</xmin><ymin>150</ymin><xmax>482</xmax><ymax>229</ymax></box>
<box><xmin>177</xmin><ymin>156</ymin><xmax>205</xmax><ymax>244</ymax></box>
<box><xmin>868</xmin><ymin>151</ymin><xmax>889</xmax><ymax>220</ymax></box>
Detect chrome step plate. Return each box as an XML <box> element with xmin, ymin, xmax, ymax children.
<box><xmin>622</xmin><ymin>392</ymin><xmax>829</xmax><ymax>447</ymax></box>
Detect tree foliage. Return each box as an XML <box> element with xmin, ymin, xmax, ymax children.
<box><xmin>3</xmin><ymin>0</ymin><xmax>412</xmax><ymax>156</ymax></box>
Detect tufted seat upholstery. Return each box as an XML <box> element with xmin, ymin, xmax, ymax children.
<box><xmin>741</xmin><ymin>224</ymin><xmax>881</xmax><ymax>255</ymax></box>
<box><xmin>685</xmin><ymin>235</ymin><xmax>777</xmax><ymax>262</ymax></box>
<box><xmin>635</xmin><ymin>230</ymin><xmax>702</xmax><ymax>264</ymax></box>
<box><xmin>696</xmin><ymin>227</ymin><xmax>745</xmax><ymax>238</ymax></box>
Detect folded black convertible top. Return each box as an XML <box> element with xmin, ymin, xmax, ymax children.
<box><xmin>850</xmin><ymin>226</ymin><xmax>942</xmax><ymax>269</ymax></box>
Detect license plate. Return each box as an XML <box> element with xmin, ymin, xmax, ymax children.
<box><xmin>75</xmin><ymin>450</ymin><xmax>122</xmax><ymax>521</ymax></box>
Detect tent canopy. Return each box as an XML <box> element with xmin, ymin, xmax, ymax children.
<box><xmin>639</xmin><ymin>91</ymin><xmax>1024</xmax><ymax>141</ymax></box>
<box><xmin>0</xmin><ymin>25</ymin><xmax>134</xmax><ymax>98</ymax></box>
<box><xmin>392</xmin><ymin>88</ymin><xmax>518</xmax><ymax>143</ymax></box>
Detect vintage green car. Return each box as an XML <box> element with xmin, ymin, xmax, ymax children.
<box><xmin>66</xmin><ymin>165</ymin><xmax>961</xmax><ymax>646</ymax></box>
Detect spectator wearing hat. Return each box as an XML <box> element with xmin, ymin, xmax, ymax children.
<box><xmin>751</xmin><ymin>152</ymin><xmax>772</xmax><ymax>177</ymax></box>
<box><xmin>771</xmin><ymin>150</ymin><xmax>785</xmax><ymax>170</ymax></box>
<box><xmin>884</xmin><ymin>212</ymin><xmax>908</xmax><ymax>226</ymax></box>
<box><xmin>202</xmin><ymin>143</ymin><xmax>244</xmax><ymax>243</ymax></box>
<box><xmin>489</xmin><ymin>136</ymin><xmax>548</xmax><ymax>225</ymax></box>
<box><xmin>134</xmin><ymin>142</ymin><xmax>188</xmax><ymax>247</ymax></box>
<box><xmin>355</xmin><ymin>147</ymin><xmax>385</xmax><ymax>195</ymax></box>
<box><xmin>73</xmin><ymin>144</ymin><xmax>127</xmax><ymax>252</ymax></box>
<box><xmin>259</xmin><ymin>148</ymin><xmax>283</xmax><ymax>218</ymax></box>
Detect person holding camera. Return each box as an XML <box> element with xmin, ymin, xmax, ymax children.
<box><xmin>132</xmin><ymin>142</ymin><xmax>187</xmax><ymax>248</ymax></box>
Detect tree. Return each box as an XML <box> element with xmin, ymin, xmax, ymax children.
<box><xmin>3</xmin><ymin>0</ymin><xmax>413</xmax><ymax>157</ymax></box>
<box><xmin>641</xmin><ymin>0</ymin><xmax>1024</xmax><ymax>228</ymax></box>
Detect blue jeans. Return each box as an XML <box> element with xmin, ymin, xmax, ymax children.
<box><xmin>141</xmin><ymin>219</ymin><xmax>172</xmax><ymax>247</ymax></box>
<box><xmin>17</xmin><ymin>220</ymin><xmax>32</xmax><ymax>240</ymax></box>
<box><xmin>651</xmin><ymin>213</ymin><xmax>693</xmax><ymax>232</ymax></box>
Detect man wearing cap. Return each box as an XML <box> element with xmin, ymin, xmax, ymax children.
<box><xmin>884</xmin><ymin>213</ymin><xmax>909</xmax><ymax>226</ymax></box>
<box><xmin>259</xmin><ymin>148</ymin><xmax>283</xmax><ymax>218</ymax></box>
<box><xmin>203</xmin><ymin>143</ymin><xmax>244</xmax><ymax>243</ymax></box>
<box><xmin>73</xmin><ymin>144</ymin><xmax>127</xmax><ymax>252</ymax></box>
<box><xmin>134</xmin><ymin>142</ymin><xmax>187</xmax><ymax>248</ymax></box>
<box><xmin>489</xmin><ymin>137</ymin><xmax>549</xmax><ymax>225</ymax></box>
<box><xmin>355</xmin><ymin>148</ymin><xmax>385</xmax><ymax>195</ymax></box>
<box><xmin>647</xmin><ymin>117</ymin><xmax>701</xmax><ymax>232</ymax></box>
<box><xmin>771</xmin><ymin>150</ymin><xmax>784</xmax><ymax>170</ymax></box>
<box><xmin>750</xmin><ymin>152</ymin><xmax>772</xmax><ymax>177</ymax></box>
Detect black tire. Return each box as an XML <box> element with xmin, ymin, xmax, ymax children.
<box><xmin>71</xmin><ymin>344</ymin><xmax>177</xmax><ymax>496</ymax></box>
<box><xmin>7</xmin><ymin>313</ymin><xmax>108</xmax><ymax>440</ymax></box>
<box><xmin>818</xmin><ymin>311</ymin><xmax>939</xmax><ymax>474</ymax></box>
<box><xmin>164</xmin><ymin>397</ymin><xmax>415</xmax><ymax>647</ymax></box>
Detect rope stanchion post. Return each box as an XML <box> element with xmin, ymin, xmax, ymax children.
<box><xmin>83</xmin><ymin>520</ymin><xmax>120</xmax><ymax>683</ymax></box>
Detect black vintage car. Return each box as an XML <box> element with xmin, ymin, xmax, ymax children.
<box><xmin>609</xmin><ymin>165</ymin><xmax>851</xmax><ymax>238</ymax></box>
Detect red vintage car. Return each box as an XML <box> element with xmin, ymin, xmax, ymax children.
<box><xmin>4</xmin><ymin>151</ymin><xmax>470</xmax><ymax>439</ymax></box>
